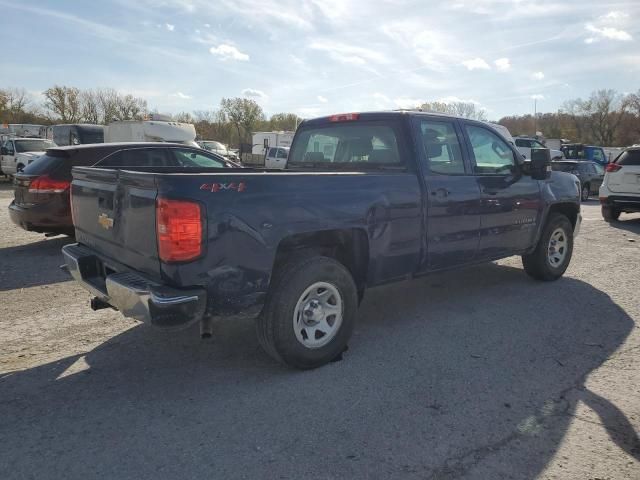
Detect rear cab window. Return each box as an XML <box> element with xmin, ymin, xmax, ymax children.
<box><xmin>288</xmin><ymin>119</ymin><xmax>404</xmax><ymax>170</ymax></box>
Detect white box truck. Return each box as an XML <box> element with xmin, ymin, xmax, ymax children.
<box><xmin>106</xmin><ymin>119</ymin><xmax>198</xmax><ymax>147</ymax></box>
<box><xmin>251</xmin><ymin>132</ymin><xmax>294</xmax><ymax>155</ymax></box>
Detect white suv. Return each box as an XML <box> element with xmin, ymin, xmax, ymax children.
<box><xmin>599</xmin><ymin>147</ymin><xmax>640</xmax><ymax>221</ymax></box>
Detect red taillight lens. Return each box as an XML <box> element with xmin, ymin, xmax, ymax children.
<box><xmin>329</xmin><ymin>113</ymin><xmax>360</xmax><ymax>122</ymax></box>
<box><xmin>156</xmin><ymin>198</ymin><xmax>203</xmax><ymax>262</ymax></box>
<box><xmin>606</xmin><ymin>163</ymin><xmax>622</xmax><ymax>172</ymax></box>
<box><xmin>28</xmin><ymin>175</ymin><xmax>70</xmax><ymax>193</ymax></box>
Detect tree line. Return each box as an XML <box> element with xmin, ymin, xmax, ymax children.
<box><xmin>3</xmin><ymin>85</ymin><xmax>639</xmax><ymax>147</ymax></box>
<box><xmin>0</xmin><ymin>86</ymin><xmax>300</xmax><ymax>148</ymax></box>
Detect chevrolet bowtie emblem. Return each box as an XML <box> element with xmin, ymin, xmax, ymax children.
<box><xmin>98</xmin><ymin>213</ymin><xmax>114</xmax><ymax>230</ymax></box>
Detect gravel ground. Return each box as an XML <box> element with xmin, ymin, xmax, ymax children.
<box><xmin>0</xmin><ymin>178</ymin><xmax>638</xmax><ymax>480</ymax></box>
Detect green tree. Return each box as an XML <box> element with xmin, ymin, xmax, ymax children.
<box><xmin>220</xmin><ymin>97</ymin><xmax>265</xmax><ymax>148</ymax></box>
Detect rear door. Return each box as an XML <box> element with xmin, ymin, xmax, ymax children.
<box><xmin>607</xmin><ymin>150</ymin><xmax>640</xmax><ymax>195</ymax></box>
<box><xmin>415</xmin><ymin>116</ymin><xmax>481</xmax><ymax>270</ymax></box>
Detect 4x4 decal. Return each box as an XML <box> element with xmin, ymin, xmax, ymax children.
<box><xmin>200</xmin><ymin>182</ymin><xmax>246</xmax><ymax>193</ymax></box>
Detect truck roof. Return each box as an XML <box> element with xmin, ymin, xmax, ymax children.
<box><xmin>46</xmin><ymin>141</ymin><xmax>195</xmax><ymax>153</ymax></box>
<box><xmin>301</xmin><ymin>110</ymin><xmax>489</xmax><ymax>127</ymax></box>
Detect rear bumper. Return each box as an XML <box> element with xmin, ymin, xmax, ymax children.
<box><xmin>62</xmin><ymin>243</ymin><xmax>206</xmax><ymax>329</ymax></box>
<box><xmin>9</xmin><ymin>200</ymin><xmax>73</xmax><ymax>234</ymax></box>
<box><xmin>600</xmin><ymin>195</ymin><xmax>640</xmax><ymax>212</ymax></box>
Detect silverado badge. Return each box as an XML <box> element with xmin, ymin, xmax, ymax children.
<box><xmin>98</xmin><ymin>213</ymin><xmax>114</xmax><ymax>230</ymax></box>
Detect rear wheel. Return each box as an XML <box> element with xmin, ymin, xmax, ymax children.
<box><xmin>256</xmin><ymin>255</ymin><xmax>358</xmax><ymax>369</ymax></box>
<box><xmin>581</xmin><ymin>183</ymin><xmax>590</xmax><ymax>201</ymax></box>
<box><xmin>602</xmin><ymin>205</ymin><xmax>621</xmax><ymax>222</ymax></box>
<box><xmin>522</xmin><ymin>213</ymin><xmax>574</xmax><ymax>281</ymax></box>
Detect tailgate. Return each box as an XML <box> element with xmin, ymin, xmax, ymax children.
<box><xmin>608</xmin><ymin>166</ymin><xmax>640</xmax><ymax>194</ymax></box>
<box><xmin>71</xmin><ymin>167</ymin><xmax>160</xmax><ymax>277</ymax></box>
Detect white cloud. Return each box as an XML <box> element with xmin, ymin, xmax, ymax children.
<box><xmin>461</xmin><ymin>58</ymin><xmax>490</xmax><ymax>70</ymax></box>
<box><xmin>170</xmin><ymin>91</ymin><xmax>192</xmax><ymax>99</ymax></box>
<box><xmin>309</xmin><ymin>40</ymin><xmax>389</xmax><ymax>66</ymax></box>
<box><xmin>494</xmin><ymin>57</ymin><xmax>511</xmax><ymax>71</ymax></box>
<box><xmin>195</xmin><ymin>29</ymin><xmax>200</xmax><ymax>34</ymax></box>
<box><xmin>584</xmin><ymin>37</ymin><xmax>596</xmax><ymax>44</ymax></box>
<box><xmin>317</xmin><ymin>95</ymin><xmax>328</xmax><ymax>103</ymax></box>
<box><xmin>204</xmin><ymin>23</ymin><xmax>211</xmax><ymax>28</ymax></box>
<box><xmin>394</xmin><ymin>97</ymin><xmax>424</xmax><ymax>109</ymax></box>
<box><xmin>585</xmin><ymin>23</ymin><xmax>632</xmax><ymax>41</ymax></box>
<box><xmin>600</xmin><ymin>11</ymin><xmax>629</xmax><ymax>22</ymax></box>
<box><xmin>165</xmin><ymin>23</ymin><xmax>175</xmax><ymax>31</ymax></box>
<box><xmin>532</xmin><ymin>71</ymin><xmax>545</xmax><ymax>80</ymax></box>
<box><xmin>209</xmin><ymin>44</ymin><xmax>249</xmax><ymax>61</ymax></box>
<box><xmin>531</xmin><ymin>94</ymin><xmax>545</xmax><ymax>100</ymax></box>
<box><xmin>242</xmin><ymin>88</ymin><xmax>267</xmax><ymax>99</ymax></box>
<box><xmin>439</xmin><ymin>96</ymin><xmax>480</xmax><ymax>105</ymax></box>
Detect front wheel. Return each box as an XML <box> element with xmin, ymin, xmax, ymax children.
<box><xmin>522</xmin><ymin>213</ymin><xmax>574</xmax><ymax>281</ymax></box>
<box><xmin>256</xmin><ymin>256</ymin><xmax>358</xmax><ymax>369</ymax></box>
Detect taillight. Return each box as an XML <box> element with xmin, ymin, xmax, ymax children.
<box><xmin>28</xmin><ymin>175</ymin><xmax>70</xmax><ymax>193</ymax></box>
<box><xmin>156</xmin><ymin>198</ymin><xmax>203</xmax><ymax>262</ymax></box>
<box><xmin>606</xmin><ymin>163</ymin><xmax>622</xmax><ymax>172</ymax></box>
<box><xmin>329</xmin><ymin>113</ymin><xmax>360</xmax><ymax>122</ymax></box>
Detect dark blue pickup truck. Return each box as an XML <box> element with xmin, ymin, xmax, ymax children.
<box><xmin>62</xmin><ymin>111</ymin><xmax>581</xmax><ymax>369</ymax></box>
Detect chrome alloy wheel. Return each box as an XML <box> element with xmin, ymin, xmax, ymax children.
<box><xmin>293</xmin><ymin>282</ymin><xmax>343</xmax><ymax>349</ymax></box>
<box><xmin>547</xmin><ymin>227</ymin><xmax>568</xmax><ymax>268</ymax></box>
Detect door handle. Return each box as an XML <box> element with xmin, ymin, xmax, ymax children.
<box><xmin>431</xmin><ymin>188</ymin><xmax>450</xmax><ymax>198</ymax></box>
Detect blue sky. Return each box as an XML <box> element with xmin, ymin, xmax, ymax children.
<box><xmin>2</xmin><ymin>0</ymin><xmax>639</xmax><ymax>120</ymax></box>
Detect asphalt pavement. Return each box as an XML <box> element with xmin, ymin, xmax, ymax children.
<box><xmin>0</xmin><ymin>179</ymin><xmax>638</xmax><ymax>479</ymax></box>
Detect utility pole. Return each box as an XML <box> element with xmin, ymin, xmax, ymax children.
<box><xmin>533</xmin><ymin>98</ymin><xmax>537</xmax><ymax>137</ymax></box>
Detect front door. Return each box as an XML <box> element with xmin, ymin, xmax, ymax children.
<box><xmin>463</xmin><ymin>123</ymin><xmax>542</xmax><ymax>259</ymax></box>
<box><xmin>416</xmin><ymin>117</ymin><xmax>482</xmax><ymax>271</ymax></box>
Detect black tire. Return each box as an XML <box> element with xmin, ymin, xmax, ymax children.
<box><xmin>256</xmin><ymin>255</ymin><xmax>358</xmax><ymax>369</ymax></box>
<box><xmin>522</xmin><ymin>213</ymin><xmax>574</xmax><ymax>281</ymax></box>
<box><xmin>602</xmin><ymin>206</ymin><xmax>620</xmax><ymax>222</ymax></box>
<box><xmin>581</xmin><ymin>183</ymin><xmax>590</xmax><ymax>201</ymax></box>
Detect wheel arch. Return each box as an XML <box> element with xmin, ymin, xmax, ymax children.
<box><xmin>271</xmin><ymin>228</ymin><xmax>370</xmax><ymax>299</ymax></box>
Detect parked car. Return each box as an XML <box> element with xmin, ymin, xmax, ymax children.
<box><xmin>265</xmin><ymin>146</ymin><xmax>289</xmax><ymax>168</ymax></box>
<box><xmin>551</xmin><ymin>160</ymin><xmax>604</xmax><ymax>201</ymax></box>
<box><xmin>9</xmin><ymin>142</ymin><xmax>234</xmax><ymax>235</ymax></box>
<box><xmin>599</xmin><ymin>146</ymin><xmax>640</xmax><ymax>221</ymax></box>
<box><xmin>561</xmin><ymin>144</ymin><xmax>608</xmax><ymax>167</ymax></box>
<box><xmin>61</xmin><ymin>111</ymin><xmax>582</xmax><ymax>369</ymax></box>
<box><xmin>198</xmin><ymin>140</ymin><xmax>232</xmax><ymax>158</ymax></box>
<box><xmin>1</xmin><ymin>137</ymin><xmax>55</xmax><ymax>177</ymax></box>
<box><xmin>515</xmin><ymin>137</ymin><xmax>563</xmax><ymax>160</ymax></box>
<box><xmin>52</xmin><ymin>124</ymin><xmax>104</xmax><ymax>146</ymax></box>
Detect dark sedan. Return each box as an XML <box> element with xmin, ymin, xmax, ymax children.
<box><xmin>551</xmin><ymin>160</ymin><xmax>604</xmax><ymax>201</ymax></box>
<box><xmin>9</xmin><ymin>142</ymin><xmax>235</xmax><ymax>235</ymax></box>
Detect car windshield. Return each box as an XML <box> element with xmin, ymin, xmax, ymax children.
<box><xmin>14</xmin><ymin>139</ymin><xmax>54</xmax><ymax>153</ymax></box>
<box><xmin>202</xmin><ymin>141</ymin><xmax>227</xmax><ymax>152</ymax></box>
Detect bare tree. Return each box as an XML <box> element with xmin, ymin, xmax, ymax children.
<box><xmin>81</xmin><ymin>90</ymin><xmax>100</xmax><ymax>124</ymax></box>
<box><xmin>269</xmin><ymin>113</ymin><xmax>302</xmax><ymax>131</ymax></box>
<box><xmin>419</xmin><ymin>101</ymin><xmax>487</xmax><ymax>121</ymax></box>
<box><xmin>583</xmin><ymin>89</ymin><xmax>630</xmax><ymax>146</ymax></box>
<box><xmin>116</xmin><ymin>93</ymin><xmax>147</xmax><ymax>121</ymax></box>
<box><xmin>43</xmin><ymin>85</ymin><xmax>82</xmax><ymax>122</ymax></box>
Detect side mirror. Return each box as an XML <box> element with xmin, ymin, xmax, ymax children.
<box><xmin>526</xmin><ymin>148</ymin><xmax>551</xmax><ymax>180</ymax></box>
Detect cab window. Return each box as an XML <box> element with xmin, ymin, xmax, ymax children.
<box><xmin>419</xmin><ymin>120</ymin><xmax>465</xmax><ymax>175</ymax></box>
<box><xmin>465</xmin><ymin>125</ymin><xmax>516</xmax><ymax>174</ymax></box>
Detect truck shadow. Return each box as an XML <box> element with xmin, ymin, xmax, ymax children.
<box><xmin>0</xmin><ymin>236</ymin><xmax>75</xmax><ymax>291</ymax></box>
<box><xmin>0</xmin><ymin>263</ymin><xmax>636</xmax><ymax>479</ymax></box>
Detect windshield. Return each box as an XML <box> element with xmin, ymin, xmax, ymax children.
<box><xmin>551</xmin><ymin>163</ymin><xmax>577</xmax><ymax>173</ymax></box>
<box><xmin>201</xmin><ymin>141</ymin><xmax>227</xmax><ymax>152</ymax></box>
<box><xmin>289</xmin><ymin>123</ymin><xmax>402</xmax><ymax>169</ymax></box>
<box><xmin>79</xmin><ymin>130</ymin><xmax>104</xmax><ymax>144</ymax></box>
<box><xmin>14</xmin><ymin>139</ymin><xmax>54</xmax><ymax>153</ymax></box>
